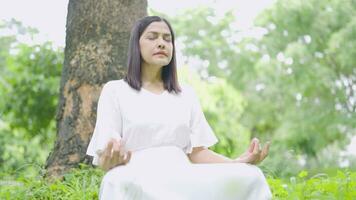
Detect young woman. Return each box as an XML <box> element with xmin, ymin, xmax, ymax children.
<box><xmin>87</xmin><ymin>16</ymin><xmax>272</xmax><ymax>200</ymax></box>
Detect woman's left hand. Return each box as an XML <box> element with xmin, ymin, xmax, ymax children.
<box><xmin>234</xmin><ymin>138</ymin><xmax>270</xmax><ymax>165</ymax></box>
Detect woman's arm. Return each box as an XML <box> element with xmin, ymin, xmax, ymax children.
<box><xmin>188</xmin><ymin>138</ymin><xmax>270</xmax><ymax>164</ymax></box>
<box><xmin>188</xmin><ymin>147</ymin><xmax>233</xmax><ymax>164</ymax></box>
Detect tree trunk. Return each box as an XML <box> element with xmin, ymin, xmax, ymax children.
<box><xmin>45</xmin><ymin>0</ymin><xmax>147</xmax><ymax>178</ymax></box>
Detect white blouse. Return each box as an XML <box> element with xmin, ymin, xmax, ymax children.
<box><xmin>86</xmin><ymin>79</ymin><xmax>218</xmax><ymax>165</ymax></box>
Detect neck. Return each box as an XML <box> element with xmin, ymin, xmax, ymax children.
<box><xmin>141</xmin><ymin>62</ymin><xmax>163</xmax><ymax>84</ymax></box>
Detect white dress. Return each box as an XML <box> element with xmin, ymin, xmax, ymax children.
<box><xmin>86</xmin><ymin>79</ymin><xmax>272</xmax><ymax>200</ymax></box>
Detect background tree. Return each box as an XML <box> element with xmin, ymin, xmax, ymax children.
<box><xmin>45</xmin><ymin>0</ymin><xmax>147</xmax><ymax>177</ymax></box>
<box><xmin>249</xmin><ymin>0</ymin><xmax>355</xmax><ymax>173</ymax></box>
<box><xmin>0</xmin><ymin>19</ymin><xmax>62</xmax><ymax>176</ymax></box>
<box><xmin>165</xmin><ymin>0</ymin><xmax>356</xmax><ymax>176</ymax></box>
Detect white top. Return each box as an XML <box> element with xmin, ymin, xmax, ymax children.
<box><xmin>86</xmin><ymin>79</ymin><xmax>218</xmax><ymax>165</ymax></box>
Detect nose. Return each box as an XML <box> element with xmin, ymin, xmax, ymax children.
<box><xmin>158</xmin><ymin>44</ymin><xmax>165</xmax><ymax>49</ymax></box>
<box><xmin>157</xmin><ymin>37</ymin><xmax>165</xmax><ymax>49</ymax></box>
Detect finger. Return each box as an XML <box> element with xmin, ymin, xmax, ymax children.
<box><xmin>242</xmin><ymin>150</ymin><xmax>259</xmax><ymax>164</ymax></box>
<box><xmin>104</xmin><ymin>140</ymin><xmax>115</xmax><ymax>158</ymax></box>
<box><xmin>253</xmin><ymin>138</ymin><xmax>260</xmax><ymax>155</ymax></box>
<box><xmin>247</xmin><ymin>138</ymin><xmax>256</xmax><ymax>153</ymax></box>
<box><xmin>248</xmin><ymin>138</ymin><xmax>259</xmax><ymax>153</ymax></box>
<box><xmin>259</xmin><ymin>142</ymin><xmax>263</xmax><ymax>152</ymax></box>
<box><xmin>248</xmin><ymin>154</ymin><xmax>259</xmax><ymax>165</ymax></box>
<box><xmin>112</xmin><ymin>146</ymin><xmax>121</xmax><ymax>160</ymax></box>
<box><xmin>106</xmin><ymin>139</ymin><xmax>115</xmax><ymax>150</ymax></box>
<box><xmin>98</xmin><ymin>153</ymin><xmax>106</xmax><ymax>166</ymax></box>
<box><xmin>119</xmin><ymin>144</ymin><xmax>126</xmax><ymax>157</ymax></box>
<box><xmin>123</xmin><ymin>151</ymin><xmax>132</xmax><ymax>164</ymax></box>
<box><xmin>111</xmin><ymin>138</ymin><xmax>122</xmax><ymax>156</ymax></box>
<box><xmin>111</xmin><ymin>148</ymin><xmax>124</xmax><ymax>168</ymax></box>
<box><xmin>257</xmin><ymin>143</ymin><xmax>268</xmax><ymax>164</ymax></box>
<box><xmin>112</xmin><ymin>139</ymin><xmax>121</xmax><ymax>152</ymax></box>
<box><xmin>260</xmin><ymin>141</ymin><xmax>270</xmax><ymax>161</ymax></box>
<box><xmin>110</xmin><ymin>151</ymin><xmax>120</xmax><ymax>167</ymax></box>
<box><xmin>251</xmin><ymin>139</ymin><xmax>262</xmax><ymax>164</ymax></box>
<box><xmin>256</xmin><ymin>138</ymin><xmax>261</xmax><ymax>149</ymax></box>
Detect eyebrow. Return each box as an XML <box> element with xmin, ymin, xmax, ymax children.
<box><xmin>146</xmin><ymin>31</ymin><xmax>171</xmax><ymax>36</ymax></box>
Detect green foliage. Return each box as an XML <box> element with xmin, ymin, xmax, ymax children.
<box><xmin>268</xmin><ymin>170</ymin><xmax>356</xmax><ymax>199</ymax></box>
<box><xmin>0</xmin><ymin>122</ymin><xmax>54</xmax><ymax>177</ymax></box>
<box><xmin>0</xmin><ymin>164</ymin><xmax>103</xmax><ymax>200</ymax></box>
<box><xmin>168</xmin><ymin>7</ymin><xmax>260</xmax><ymax>88</ymax></box>
<box><xmin>178</xmin><ymin>66</ymin><xmax>249</xmax><ymax>157</ymax></box>
<box><xmin>170</xmin><ymin>7</ymin><xmax>238</xmax><ymax>78</ymax></box>
<box><xmin>161</xmin><ymin>0</ymin><xmax>356</xmax><ymax>176</ymax></box>
<box><xmin>250</xmin><ymin>0</ymin><xmax>356</xmax><ymax>158</ymax></box>
<box><xmin>1</xmin><ymin>42</ymin><xmax>62</xmax><ymax>138</ymax></box>
<box><xmin>327</xmin><ymin>16</ymin><xmax>356</xmax><ymax>74</ymax></box>
<box><xmin>0</xmin><ymin>19</ymin><xmax>62</xmax><ymax>175</ymax></box>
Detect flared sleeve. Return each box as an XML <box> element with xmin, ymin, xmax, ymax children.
<box><xmin>86</xmin><ymin>81</ymin><xmax>122</xmax><ymax>165</ymax></box>
<box><xmin>185</xmin><ymin>85</ymin><xmax>218</xmax><ymax>154</ymax></box>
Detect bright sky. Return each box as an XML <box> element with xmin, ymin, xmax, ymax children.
<box><xmin>0</xmin><ymin>0</ymin><xmax>275</xmax><ymax>47</ymax></box>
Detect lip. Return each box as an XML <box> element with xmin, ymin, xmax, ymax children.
<box><xmin>153</xmin><ymin>51</ymin><xmax>168</xmax><ymax>57</ymax></box>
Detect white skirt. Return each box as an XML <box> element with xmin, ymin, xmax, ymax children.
<box><xmin>99</xmin><ymin>146</ymin><xmax>272</xmax><ymax>200</ymax></box>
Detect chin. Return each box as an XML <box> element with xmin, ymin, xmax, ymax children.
<box><xmin>153</xmin><ymin>60</ymin><xmax>170</xmax><ymax>67</ymax></box>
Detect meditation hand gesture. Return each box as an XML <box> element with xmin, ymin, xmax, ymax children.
<box><xmin>235</xmin><ymin>138</ymin><xmax>270</xmax><ymax>165</ymax></box>
<box><xmin>98</xmin><ymin>138</ymin><xmax>132</xmax><ymax>171</ymax></box>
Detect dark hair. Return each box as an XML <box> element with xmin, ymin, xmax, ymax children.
<box><xmin>124</xmin><ymin>16</ymin><xmax>181</xmax><ymax>94</ymax></box>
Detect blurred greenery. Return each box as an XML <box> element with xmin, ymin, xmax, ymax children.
<box><xmin>178</xmin><ymin>65</ymin><xmax>250</xmax><ymax>158</ymax></box>
<box><xmin>163</xmin><ymin>0</ymin><xmax>356</xmax><ymax>176</ymax></box>
<box><xmin>0</xmin><ymin>19</ymin><xmax>62</xmax><ymax>176</ymax></box>
<box><xmin>0</xmin><ymin>0</ymin><xmax>355</xmax><ymax>198</ymax></box>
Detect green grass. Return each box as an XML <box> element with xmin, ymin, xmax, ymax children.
<box><xmin>1</xmin><ymin>165</ymin><xmax>355</xmax><ymax>199</ymax></box>
<box><xmin>268</xmin><ymin>170</ymin><xmax>356</xmax><ymax>199</ymax></box>
<box><xmin>0</xmin><ymin>164</ymin><xmax>103</xmax><ymax>200</ymax></box>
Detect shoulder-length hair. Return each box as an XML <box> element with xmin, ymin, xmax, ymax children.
<box><xmin>124</xmin><ymin>16</ymin><xmax>181</xmax><ymax>94</ymax></box>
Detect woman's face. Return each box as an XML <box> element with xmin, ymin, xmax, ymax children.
<box><xmin>139</xmin><ymin>21</ymin><xmax>173</xmax><ymax>68</ymax></box>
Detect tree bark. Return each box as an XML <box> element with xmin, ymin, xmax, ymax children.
<box><xmin>45</xmin><ymin>0</ymin><xmax>147</xmax><ymax>178</ymax></box>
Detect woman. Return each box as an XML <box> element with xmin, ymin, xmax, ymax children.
<box><xmin>87</xmin><ymin>16</ymin><xmax>272</xmax><ymax>200</ymax></box>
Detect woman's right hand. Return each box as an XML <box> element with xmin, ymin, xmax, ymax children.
<box><xmin>98</xmin><ymin>138</ymin><xmax>132</xmax><ymax>171</ymax></box>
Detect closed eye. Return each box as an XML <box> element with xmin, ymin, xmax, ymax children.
<box><xmin>164</xmin><ymin>37</ymin><xmax>172</xmax><ymax>42</ymax></box>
